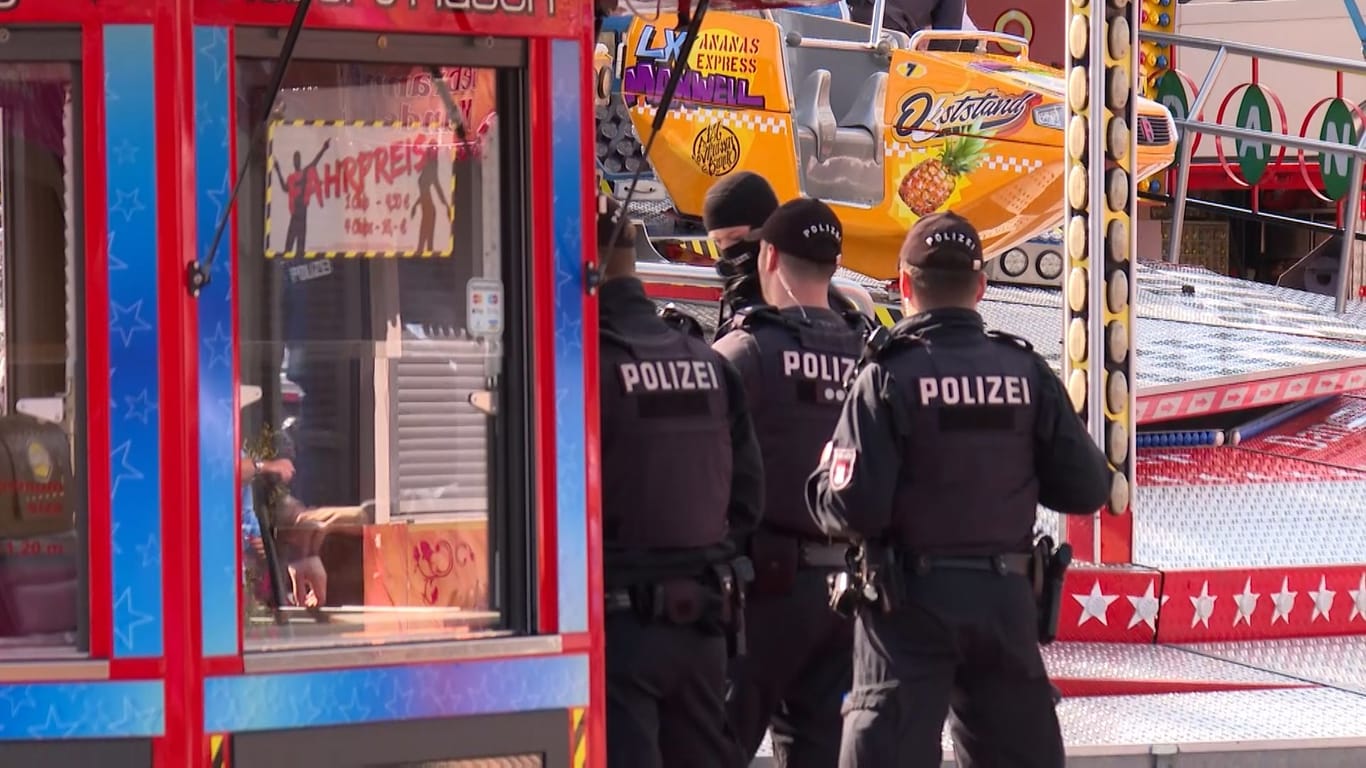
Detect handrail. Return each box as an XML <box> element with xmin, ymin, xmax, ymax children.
<box><xmin>908</xmin><ymin>29</ymin><xmax>1029</xmax><ymax>60</ymax></box>
<box><xmin>1179</xmin><ymin>119</ymin><xmax>1366</xmax><ymax>160</ymax></box>
<box><xmin>1141</xmin><ymin>30</ymin><xmax>1366</xmax><ymax>76</ymax></box>
<box><xmin>1146</xmin><ymin>30</ymin><xmax>1366</xmax><ymax>312</ymax></box>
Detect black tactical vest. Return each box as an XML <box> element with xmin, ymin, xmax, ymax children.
<box><xmin>599</xmin><ymin>326</ymin><xmax>733</xmax><ymax>550</ymax></box>
<box><xmin>739</xmin><ymin>308</ymin><xmax>864</xmax><ymax>538</ymax></box>
<box><xmin>886</xmin><ymin>321</ymin><xmax>1042</xmax><ymax>556</ymax></box>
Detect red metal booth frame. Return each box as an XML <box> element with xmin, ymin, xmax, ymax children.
<box><xmin>0</xmin><ymin>1</ymin><xmax>605</xmax><ymax>766</ymax></box>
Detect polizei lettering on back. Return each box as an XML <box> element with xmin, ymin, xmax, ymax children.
<box><xmin>918</xmin><ymin>375</ymin><xmax>1031</xmax><ymax>406</ymax></box>
<box><xmin>619</xmin><ymin>359</ymin><xmax>721</xmax><ymax>394</ymax></box>
<box><xmin>782</xmin><ymin>350</ymin><xmax>856</xmax><ymax>385</ymax></box>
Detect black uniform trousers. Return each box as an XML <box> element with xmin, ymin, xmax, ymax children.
<box><xmin>727</xmin><ymin>567</ymin><xmax>852</xmax><ymax>767</ymax></box>
<box><xmin>839</xmin><ymin>567</ymin><xmax>1064</xmax><ymax>768</ymax></box>
<box><xmin>606</xmin><ymin>611</ymin><xmax>745</xmax><ymax>768</ymax></box>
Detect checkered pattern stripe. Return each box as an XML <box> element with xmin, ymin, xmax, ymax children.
<box><xmin>884</xmin><ymin>141</ymin><xmax>932</xmax><ymax>159</ymax></box>
<box><xmin>630</xmin><ymin>104</ymin><xmax>788</xmax><ymax>134</ymax></box>
<box><xmin>984</xmin><ymin>155</ymin><xmax>1044</xmax><ymax>173</ymax></box>
<box><xmin>882</xmin><ymin>141</ymin><xmax>1043</xmax><ymax>174</ymax></box>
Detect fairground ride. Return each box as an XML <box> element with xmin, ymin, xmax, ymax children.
<box><xmin>618</xmin><ymin>0</ymin><xmax>1366</xmax><ymax>765</ymax></box>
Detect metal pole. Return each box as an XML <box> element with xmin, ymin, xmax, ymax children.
<box><xmin>1335</xmin><ymin>133</ymin><xmax>1366</xmax><ymax>312</ymax></box>
<box><xmin>1086</xmin><ymin>0</ymin><xmax>1106</xmax><ymax>458</ymax></box>
<box><xmin>1165</xmin><ymin>48</ymin><xmax>1228</xmax><ymax>264</ymax></box>
<box><xmin>867</xmin><ymin>0</ymin><xmax>886</xmax><ymax>47</ymax></box>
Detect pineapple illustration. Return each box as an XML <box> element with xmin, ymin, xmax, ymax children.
<box><xmin>898</xmin><ymin>132</ymin><xmax>988</xmax><ymax>216</ymax></box>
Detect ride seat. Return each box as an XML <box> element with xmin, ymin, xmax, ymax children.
<box><xmin>793</xmin><ymin>69</ymin><xmax>837</xmax><ymax>163</ymax></box>
<box><xmin>832</xmin><ymin>72</ymin><xmax>887</xmax><ymax>161</ymax></box>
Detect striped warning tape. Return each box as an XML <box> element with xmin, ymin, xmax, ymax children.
<box><xmin>263</xmin><ymin>118</ymin><xmax>460</xmax><ymax>259</ymax></box>
<box><xmin>873</xmin><ymin>304</ymin><xmax>902</xmax><ymax>328</ymax></box>
<box><xmin>570</xmin><ymin>707</ymin><xmax>587</xmax><ymax>768</ymax></box>
<box><xmin>210</xmin><ymin>733</ymin><xmax>227</xmax><ymax>768</ymax></box>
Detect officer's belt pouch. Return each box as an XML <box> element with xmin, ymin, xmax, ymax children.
<box><xmin>0</xmin><ymin>415</ymin><xmax>74</xmax><ymax>539</ymax></box>
<box><xmin>749</xmin><ymin>530</ymin><xmax>799</xmax><ymax>597</ymax></box>
<box><xmin>655</xmin><ymin>578</ymin><xmax>712</xmax><ymax>625</ymax></box>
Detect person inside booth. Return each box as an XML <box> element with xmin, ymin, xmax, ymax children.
<box><xmin>233</xmin><ymin>54</ymin><xmax>519</xmax><ymax>646</ymax></box>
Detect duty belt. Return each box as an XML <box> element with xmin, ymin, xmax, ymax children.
<box><xmin>799</xmin><ymin>540</ymin><xmax>851</xmax><ymax>568</ymax></box>
<box><xmin>909</xmin><ymin>553</ymin><xmax>1032</xmax><ymax>577</ymax></box>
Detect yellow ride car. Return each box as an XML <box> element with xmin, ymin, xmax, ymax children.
<box><xmin>614</xmin><ymin>9</ymin><xmax>1177</xmax><ymax>279</ymax></box>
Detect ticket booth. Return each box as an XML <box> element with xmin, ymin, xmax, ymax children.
<box><xmin>0</xmin><ymin>2</ymin><xmax>602</xmax><ymax>766</ymax></box>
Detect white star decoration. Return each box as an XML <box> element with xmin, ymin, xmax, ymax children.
<box><xmin>1190</xmin><ymin>581</ymin><xmax>1217</xmax><ymax>628</ymax></box>
<box><xmin>1309</xmin><ymin>576</ymin><xmax>1336</xmax><ymax>622</ymax></box>
<box><xmin>1126</xmin><ymin>581</ymin><xmax>1163</xmax><ymax>631</ymax></box>
<box><xmin>1073</xmin><ymin>581</ymin><xmax>1119</xmax><ymax>627</ymax></box>
<box><xmin>1350</xmin><ymin>574</ymin><xmax>1366</xmax><ymax>623</ymax></box>
<box><xmin>1233</xmin><ymin>578</ymin><xmax>1260</xmax><ymax>627</ymax></box>
<box><xmin>1057</xmin><ymin>573</ymin><xmax>1366</xmax><ymax>636</ymax></box>
<box><xmin>1271</xmin><ymin>577</ymin><xmax>1298</xmax><ymax>624</ymax></box>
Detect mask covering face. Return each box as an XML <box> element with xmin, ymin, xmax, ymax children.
<box><xmin>716</xmin><ymin>241</ymin><xmax>764</xmax><ymax>319</ymax></box>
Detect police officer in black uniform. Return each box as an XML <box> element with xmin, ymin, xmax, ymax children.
<box><xmin>805</xmin><ymin>211</ymin><xmax>1111</xmax><ymax>768</ymax></box>
<box><xmin>703</xmin><ymin>172</ymin><xmax>874</xmax><ymax>343</ymax></box>
<box><xmin>597</xmin><ymin>197</ymin><xmax>764</xmax><ymax>768</ymax></box>
<box><xmin>712</xmin><ymin>198</ymin><xmax>865</xmax><ymax>767</ymax></box>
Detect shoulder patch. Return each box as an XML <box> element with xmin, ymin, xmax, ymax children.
<box><xmin>829</xmin><ymin>447</ymin><xmax>857</xmax><ymax>491</ymax></box>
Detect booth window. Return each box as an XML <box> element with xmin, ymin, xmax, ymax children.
<box><xmin>235</xmin><ymin>34</ymin><xmax>532</xmax><ymax>650</ymax></box>
<box><xmin>0</xmin><ymin>59</ymin><xmax>87</xmax><ymax>657</ymax></box>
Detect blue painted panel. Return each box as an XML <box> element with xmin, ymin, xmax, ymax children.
<box><xmin>104</xmin><ymin>24</ymin><xmax>163</xmax><ymax>659</ymax></box>
<box><xmin>0</xmin><ymin>681</ymin><xmax>162</xmax><ymax>740</ymax></box>
<box><xmin>205</xmin><ymin>654</ymin><xmax>588</xmax><ymax>732</ymax></box>
<box><xmin>550</xmin><ymin>39</ymin><xmax>587</xmax><ymax>635</ymax></box>
<box><xmin>193</xmin><ymin>25</ymin><xmax>239</xmax><ymax>658</ymax></box>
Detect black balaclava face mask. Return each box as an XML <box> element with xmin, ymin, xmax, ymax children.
<box><xmin>702</xmin><ymin>172</ymin><xmax>778</xmax><ymax>334</ymax></box>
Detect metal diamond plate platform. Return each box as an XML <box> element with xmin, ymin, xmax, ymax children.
<box><xmin>1181</xmin><ymin>636</ymin><xmax>1366</xmax><ymax>695</ymax></box>
<box><xmin>646</xmin><ymin>261</ymin><xmax>1366</xmax><ymax>396</ymax></box>
<box><xmin>1043</xmin><ymin>642</ymin><xmax>1304</xmax><ymax>687</ymax></box>
<box><xmin>1133</xmin><ymin>448</ymin><xmax>1366</xmax><ymax>568</ymax></box>
<box><xmin>755</xmin><ymin>686</ymin><xmax>1366</xmax><ymax>766</ymax></box>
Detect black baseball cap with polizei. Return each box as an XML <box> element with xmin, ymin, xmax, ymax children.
<box><xmin>749</xmin><ymin>197</ymin><xmax>843</xmax><ymax>266</ymax></box>
<box><xmin>900</xmin><ymin>211</ymin><xmax>984</xmax><ymax>272</ymax></box>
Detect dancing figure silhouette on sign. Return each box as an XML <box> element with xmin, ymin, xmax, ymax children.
<box><xmin>272</xmin><ymin>139</ymin><xmax>332</xmax><ymax>256</ymax></box>
<box><xmin>410</xmin><ymin>144</ymin><xmax>451</xmax><ymax>254</ymax></box>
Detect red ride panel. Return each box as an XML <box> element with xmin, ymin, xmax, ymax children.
<box><xmin>1135</xmin><ymin>447</ymin><xmax>1365</xmax><ymax>487</ymax></box>
<box><xmin>1238</xmin><ymin>394</ymin><xmax>1366</xmax><ymax>471</ymax></box>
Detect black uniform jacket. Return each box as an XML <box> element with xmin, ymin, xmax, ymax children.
<box><xmin>804</xmin><ymin>307</ymin><xmax>1110</xmax><ymax>553</ymax></box>
<box><xmin>599</xmin><ymin>276</ymin><xmax>765</xmax><ymax>582</ymax></box>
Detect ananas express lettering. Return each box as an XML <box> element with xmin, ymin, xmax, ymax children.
<box><xmin>894</xmin><ymin>89</ymin><xmax>1040</xmax><ymax>142</ymax></box>
<box><xmin>625</xmin><ymin>24</ymin><xmax>766</xmax><ymax>109</ymax></box>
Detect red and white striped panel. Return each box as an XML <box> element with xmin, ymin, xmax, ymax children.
<box><xmin>1136</xmin><ymin>364</ymin><xmax>1366</xmax><ymax>425</ymax></box>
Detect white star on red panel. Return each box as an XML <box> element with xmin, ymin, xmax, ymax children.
<box><xmin>1348</xmin><ymin>574</ymin><xmax>1366</xmax><ymax>623</ymax></box>
<box><xmin>1073</xmin><ymin>582</ymin><xmax>1118</xmax><ymax>627</ymax></box>
<box><xmin>1309</xmin><ymin>576</ymin><xmax>1336</xmax><ymax>622</ymax></box>
<box><xmin>1126</xmin><ymin>581</ymin><xmax>1163</xmax><ymax>631</ymax></box>
<box><xmin>1271</xmin><ymin>577</ymin><xmax>1298</xmax><ymax>624</ymax></box>
<box><xmin>1190</xmin><ymin>581</ymin><xmax>1217</xmax><ymax>628</ymax></box>
<box><xmin>1232</xmin><ymin>578</ymin><xmax>1260</xmax><ymax>627</ymax></box>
